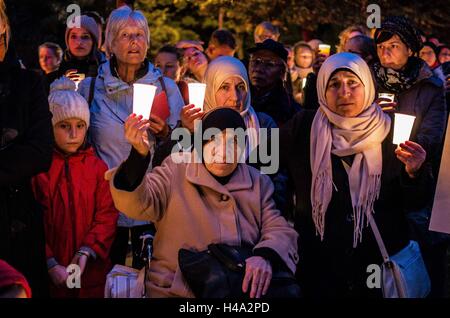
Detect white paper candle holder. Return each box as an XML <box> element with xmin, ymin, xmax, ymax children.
<box><xmin>133</xmin><ymin>83</ymin><xmax>157</xmax><ymax>119</ymax></box>
<box><xmin>188</xmin><ymin>83</ymin><xmax>206</xmax><ymax>111</ymax></box>
<box><xmin>393</xmin><ymin>113</ymin><xmax>416</xmax><ymax>145</ymax></box>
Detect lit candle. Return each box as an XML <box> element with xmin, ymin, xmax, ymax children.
<box><xmin>318</xmin><ymin>44</ymin><xmax>331</xmax><ymax>57</ymax></box>
<box><xmin>393</xmin><ymin>113</ymin><xmax>416</xmax><ymax>145</ymax></box>
<box><xmin>188</xmin><ymin>83</ymin><xmax>206</xmax><ymax>111</ymax></box>
<box><xmin>133</xmin><ymin>83</ymin><xmax>157</xmax><ymax>119</ymax></box>
<box><xmin>378</xmin><ymin>93</ymin><xmax>395</xmax><ymax>105</ymax></box>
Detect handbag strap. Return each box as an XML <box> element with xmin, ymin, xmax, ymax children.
<box><xmin>208</xmin><ymin>244</ymin><xmax>246</xmax><ymax>272</ymax></box>
<box><xmin>369</xmin><ymin>215</ymin><xmax>408</xmax><ymax>298</ymax></box>
<box><xmin>368</xmin><ymin>215</ymin><xmax>390</xmax><ymax>263</ymax></box>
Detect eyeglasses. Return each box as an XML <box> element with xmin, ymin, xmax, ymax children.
<box><xmin>249</xmin><ymin>57</ymin><xmax>284</xmax><ymax>68</ymax></box>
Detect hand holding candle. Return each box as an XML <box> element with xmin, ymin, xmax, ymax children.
<box><xmin>133</xmin><ymin>83</ymin><xmax>157</xmax><ymax>119</ymax></box>
<box><xmin>124</xmin><ymin>113</ymin><xmax>151</xmax><ymax>157</ymax></box>
<box><xmin>395</xmin><ymin>141</ymin><xmax>426</xmax><ymax>178</ymax></box>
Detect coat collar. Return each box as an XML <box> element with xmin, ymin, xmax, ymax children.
<box><xmin>53</xmin><ymin>146</ymin><xmax>95</xmax><ymax>162</ymax></box>
<box><xmin>98</xmin><ymin>58</ymin><xmax>162</xmax><ymax>96</ymax></box>
<box><xmin>183</xmin><ymin>153</ymin><xmax>253</xmax><ymax>192</ymax></box>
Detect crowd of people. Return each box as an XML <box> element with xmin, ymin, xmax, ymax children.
<box><xmin>1</xmin><ymin>0</ymin><xmax>449</xmax><ymax>299</ymax></box>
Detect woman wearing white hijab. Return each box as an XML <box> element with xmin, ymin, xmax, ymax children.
<box><xmin>154</xmin><ymin>56</ymin><xmax>289</xmax><ymax>215</ymax></box>
<box><xmin>280</xmin><ymin>52</ymin><xmax>432</xmax><ymax>298</ymax></box>
<box><xmin>203</xmin><ymin>55</ymin><xmax>276</xmax><ymax>157</ymax></box>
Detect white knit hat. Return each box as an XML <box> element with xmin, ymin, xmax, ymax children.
<box><xmin>48</xmin><ymin>77</ymin><xmax>90</xmax><ymax>127</ymax></box>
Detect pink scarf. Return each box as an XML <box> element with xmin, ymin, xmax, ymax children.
<box><xmin>311</xmin><ymin>53</ymin><xmax>391</xmax><ymax>247</ymax></box>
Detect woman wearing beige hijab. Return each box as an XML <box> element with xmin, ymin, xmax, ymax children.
<box><xmin>203</xmin><ymin>56</ymin><xmax>277</xmax><ymax>158</ymax></box>
<box><xmin>280</xmin><ymin>52</ymin><xmax>432</xmax><ymax>298</ymax></box>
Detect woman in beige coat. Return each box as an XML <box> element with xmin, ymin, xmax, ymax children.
<box><xmin>106</xmin><ymin>107</ymin><xmax>298</xmax><ymax>298</ymax></box>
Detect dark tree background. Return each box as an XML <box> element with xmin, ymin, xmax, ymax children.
<box><xmin>4</xmin><ymin>0</ymin><xmax>450</xmax><ymax>69</ymax></box>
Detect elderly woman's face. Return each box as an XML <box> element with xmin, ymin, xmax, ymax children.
<box><xmin>68</xmin><ymin>28</ymin><xmax>93</xmax><ymax>58</ymax></box>
<box><xmin>215</xmin><ymin>76</ymin><xmax>247</xmax><ymax>112</ymax></box>
<box><xmin>376</xmin><ymin>34</ymin><xmax>412</xmax><ymax>70</ymax></box>
<box><xmin>203</xmin><ymin>130</ymin><xmax>241</xmax><ymax>177</ymax></box>
<box><xmin>112</xmin><ymin>19</ymin><xmax>148</xmax><ymax>65</ymax></box>
<box><xmin>325</xmin><ymin>70</ymin><xmax>365</xmax><ymax>117</ymax></box>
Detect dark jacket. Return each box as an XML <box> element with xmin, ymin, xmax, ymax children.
<box><xmin>376</xmin><ymin>62</ymin><xmax>446</xmax><ymax>161</ymax></box>
<box><xmin>251</xmin><ymin>82</ymin><xmax>301</xmax><ymax>127</ymax></box>
<box><xmin>37</xmin><ymin>70</ymin><xmax>59</xmax><ymax>96</ymax></box>
<box><xmin>280</xmin><ymin>110</ymin><xmax>434</xmax><ymax>298</ymax></box>
<box><xmin>0</xmin><ymin>48</ymin><xmax>54</xmax><ymax>298</ymax></box>
<box><xmin>58</xmin><ymin>50</ymin><xmax>105</xmax><ymax>79</ymax></box>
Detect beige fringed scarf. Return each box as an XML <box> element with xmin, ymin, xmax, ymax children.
<box><xmin>203</xmin><ymin>56</ymin><xmax>260</xmax><ymax>158</ymax></box>
<box><xmin>311</xmin><ymin>53</ymin><xmax>392</xmax><ymax>247</ymax></box>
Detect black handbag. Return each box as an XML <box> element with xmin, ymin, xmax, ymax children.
<box><xmin>178</xmin><ymin>243</ymin><xmax>301</xmax><ymax>298</ymax></box>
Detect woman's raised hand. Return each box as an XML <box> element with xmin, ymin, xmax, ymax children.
<box><xmin>124</xmin><ymin>114</ymin><xmax>151</xmax><ymax>157</ymax></box>
<box><xmin>395</xmin><ymin>140</ymin><xmax>427</xmax><ymax>178</ymax></box>
<box><xmin>180</xmin><ymin>104</ymin><xmax>204</xmax><ymax>133</ymax></box>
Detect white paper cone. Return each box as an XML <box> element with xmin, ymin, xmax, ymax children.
<box><xmin>188</xmin><ymin>83</ymin><xmax>206</xmax><ymax>111</ymax></box>
<box><xmin>133</xmin><ymin>83</ymin><xmax>157</xmax><ymax>119</ymax></box>
<box><xmin>393</xmin><ymin>113</ymin><xmax>415</xmax><ymax>145</ymax></box>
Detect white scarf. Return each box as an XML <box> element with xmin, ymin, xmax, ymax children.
<box><xmin>311</xmin><ymin>53</ymin><xmax>392</xmax><ymax>247</ymax></box>
<box><xmin>203</xmin><ymin>56</ymin><xmax>260</xmax><ymax>157</ymax></box>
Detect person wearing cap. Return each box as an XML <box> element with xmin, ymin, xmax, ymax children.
<box><xmin>248</xmin><ymin>39</ymin><xmax>300</xmax><ymax>127</ymax></box>
<box><xmin>58</xmin><ymin>14</ymin><xmax>106</xmax><ymax>82</ymax></box>
<box><xmin>373</xmin><ymin>16</ymin><xmax>447</xmax><ymax>298</ymax></box>
<box><xmin>78</xmin><ymin>6</ymin><xmax>184</xmax><ymax>271</ymax></box>
<box><xmin>1</xmin><ymin>0</ymin><xmax>53</xmax><ymax>298</ymax></box>
<box><xmin>32</xmin><ymin>77</ymin><xmax>118</xmax><ymax>298</ymax></box>
<box><xmin>105</xmin><ymin>107</ymin><xmax>298</xmax><ymax>298</ymax></box>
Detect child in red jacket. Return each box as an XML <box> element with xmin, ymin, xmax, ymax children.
<box><xmin>32</xmin><ymin>77</ymin><xmax>118</xmax><ymax>298</ymax></box>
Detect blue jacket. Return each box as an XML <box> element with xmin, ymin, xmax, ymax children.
<box><xmin>79</xmin><ymin>60</ymin><xmax>184</xmax><ymax>227</ymax></box>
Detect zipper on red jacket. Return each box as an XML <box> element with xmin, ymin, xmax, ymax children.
<box><xmin>64</xmin><ymin>157</ymin><xmax>78</xmax><ymax>255</ymax></box>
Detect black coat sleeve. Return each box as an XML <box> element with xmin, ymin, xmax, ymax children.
<box><xmin>114</xmin><ymin>147</ymin><xmax>151</xmax><ymax>191</ymax></box>
<box><xmin>0</xmin><ymin>72</ymin><xmax>53</xmax><ymax>187</ymax></box>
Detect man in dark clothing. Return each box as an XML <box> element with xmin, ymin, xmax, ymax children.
<box><xmin>1</xmin><ymin>11</ymin><xmax>53</xmax><ymax>297</ymax></box>
<box><xmin>248</xmin><ymin>39</ymin><xmax>300</xmax><ymax>127</ymax></box>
